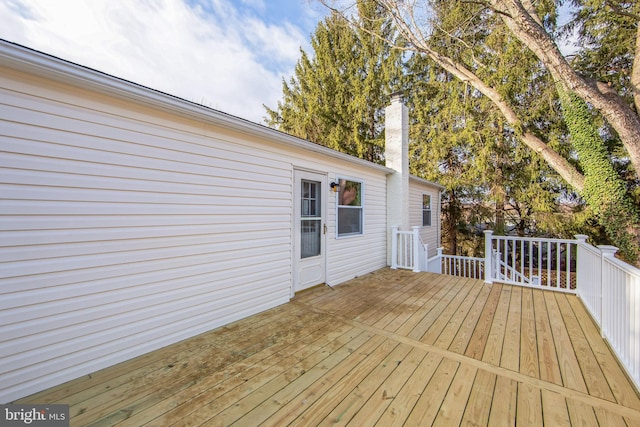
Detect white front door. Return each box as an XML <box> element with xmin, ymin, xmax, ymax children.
<box><xmin>294</xmin><ymin>169</ymin><xmax>326</xmax><ymax>292</ymax></box>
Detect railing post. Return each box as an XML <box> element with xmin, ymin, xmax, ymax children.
<box><xmin>391</xmin><ymin>226</ymin><xmax>399</xmax><ymax>269</ymax></box>
<box><xmin>412</xmin><ymin>226</ymin><xmax>421</xmax><ymax>272</ymax></box>
<box><xmin>429</xmin><ymin>248</ymin><xmax>444</xmax><ymax>274</ymax></box>
<box><xmin>484</xmin><ymin>230</ymin><xmax>494</xmax><ymax>284</ymax></box>
<box><xmin>598</xmin><ymin>245</ymin><xmax>618</xmax><ymax>338</ymax></box>
<box><xmin>575</xmin><ymin>234</ymin><xmax>588</xmax><ymax>246</ymax></box>
<box><xmin>575</xmin><ymin>234</ymin><xmax>589</xmax><ymax>294</ymax></box>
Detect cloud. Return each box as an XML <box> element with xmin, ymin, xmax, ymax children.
<box><xmin>0</xmin><ymin>0</ymin><xmax>314</xmax><ymax>123</ymax></box>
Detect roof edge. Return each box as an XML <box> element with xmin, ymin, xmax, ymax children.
<box><xmin>0</xmin><ymin>39</ymin><xmax>394</xmax><ymax>175</ymax></box>
<box><xmin>410</xmin><ymin>175</ymin><xmax>445</xmax><ymax>190</ymax></box>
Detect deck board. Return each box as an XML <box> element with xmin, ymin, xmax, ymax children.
<box><xmin>533</xmin><ymin>289</ymin><xmax>562</xmax><ymax>385</ymax></box>
<box><xmin>545</xmin><ymin>291</ymin><xmax>590</xmax><ymax>393</ymax></box>
<box><xmin>15</xmin><ymin>268</ymin><xmax>640</xmax><ymax>426</ymax></box>
<box><xmin>460</xmin><ymin>369</ymin><xmax>495</xmax><ymax>426</ymax></box>
<box><xmin>540</xmin><ymin>389</ymin><xmax>571</xmax><ymax>426</ymax></box>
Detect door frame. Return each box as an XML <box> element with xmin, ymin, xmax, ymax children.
<box><xmin>293</xmin><ymin>168</ymin><xmax>327</xmax><ymax>295</ymax></box>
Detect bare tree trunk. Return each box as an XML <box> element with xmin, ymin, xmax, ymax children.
<box><xmin>491</xmin><ymin>0</ymin><xmax>640</xmax><ymax>178</ymax></box>
<box><xmin>494</xmin><ymin>125</ymin><xmax>507</xmax><ymax>234</ymax></box>
<box><xmin>494</xmin><ymin>189</ymin><xmax>506</xmax><ymax>234</ymax></box>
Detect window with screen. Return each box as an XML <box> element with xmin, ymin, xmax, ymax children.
<box><xmin>337</xmin><ymin>178</ymin><xmax>363</xmax><ymax>237</ymax></box>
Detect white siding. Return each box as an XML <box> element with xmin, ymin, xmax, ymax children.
<box><xmin>326</xmin><ymin>168</ymin><xmax>388</xmax><ymax>286</ymax></box>
<box><xmin>0</xmin><ymin>60</ymin><xmax>391</xmax><ymax>402</ymax></box>
<box><xmin>0</xmin><ymin>69</ymin><xmax>294</xmax><ymax>402</ymax></box>
<box><xmin>409</xmin><ymin>178</ymin><xmax>442</xmax><ymax>258</ymax></box>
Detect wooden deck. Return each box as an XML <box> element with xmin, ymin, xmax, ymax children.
<box><xmin>17</xmin><ymin>269</ymin><xmax>640</xmax><ymax>426</ymax></box>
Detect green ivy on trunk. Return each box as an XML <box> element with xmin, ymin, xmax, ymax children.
<box><xmin>558</xmin><ymin>88</ymin><xmax>639</xmax><ymax>262</ymax></box>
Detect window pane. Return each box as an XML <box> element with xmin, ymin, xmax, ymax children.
<box><xmin>339</xmin><ymin>179</ymin><xmax>361</xmax><ymax>206</ymax></box>
<box><xmin>338</xmin><ymin>207</ymin><xmax>362</xmax><ymax>235</ymax></box>
<box><xmin>301</xmin><ymin>180</ymin><xmax>320</xmax><ymax>217</ymax></box>
<box><xmin>301</xmin><ymin>219</ymin><xmax>321</xmax><ymax>258</ymax></box>
<box><xmin>423</xmin><ymin>194</ymin><xmax>431</xmax><ymax>210</ymax></box>
<box><xmin>423</xmin><ymin>210</ymin><xmax>431</xmax><ymax>227</ymax></box>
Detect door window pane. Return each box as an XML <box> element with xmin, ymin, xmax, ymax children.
<box><xmin>301</xmin><ymin>180</ymin><xmax>321</xmax><ymax>258</ymax></box>
<box><xmin>301</xmin><ymin>219</ymin><xmax>321</xmax><ymax>258</ymax></box>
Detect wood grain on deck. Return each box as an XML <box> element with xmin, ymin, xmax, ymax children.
<box><xmin>17</xmin><ymin>269</ymin><xmax>640</xmax><ymax>426</ymax></box>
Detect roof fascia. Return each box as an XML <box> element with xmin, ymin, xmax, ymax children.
<box><xmin>410</xmin><ymin>175</ymin><xmax>445</xmax><ymax>190</ymax></box>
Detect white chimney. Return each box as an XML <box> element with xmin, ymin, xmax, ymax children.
<box><xmin>385</xmin><ymin>92</ymin><xmax>410</xmax><ymax>265</ymax></box>
<box><xmin>385</xmin><ymin>92</ymin><xmax>410</xmax><ymax>228</ymax></box>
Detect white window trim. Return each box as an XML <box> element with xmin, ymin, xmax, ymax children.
<box><xmin>335</xmin><ymin>176</ymin><xmax>365</xmax><ymax>239</ymax></box>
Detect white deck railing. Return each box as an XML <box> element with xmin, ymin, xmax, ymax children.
<box><xmin>391</xmin><ymin>227</ymin><xmax>640</xmax><ymax>391</ymax></box>
<box><xmin>390</xmin><ymin>226</ymin><xmax>426</xmax><ymax>273</ymax></box>
<box><xmin>598</xmin><ymin>247</ymin><xmax>640</xmax><ymax>387</ymax></box>
<box><xmin>439</xmin><ymin>249</ymin><xmax>485</xmax><ymax>280</ymax></box>
<box><xmin>575</xmin><ymin>235</ymin><xmax>604</xmax><ymax>326</ymax></box>
<box><xmin>485</xmin><ymin>231</ymin><xmax>578</xmax><ymax>293</ymax></box>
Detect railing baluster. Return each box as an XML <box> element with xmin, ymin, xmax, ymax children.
<box><xmin>537</xmin><ymin>242</ymin><xmax>542</xmax><ymax>285</ymax></box>
<box><xmin>556</xmin><ymin>241</ymin><xmax>561</xmax><ymax>288</ymax></box>
<box><xmin>520</xmin><ymin>239</ymin><xmax>524</xmax><ymax>284</ymax></box>
<box><xmin>511</xmin><ymin>238</ymin><xmax>516</xmax><ymax>282</ymax></box>
<box><xmin>564</xmin><ymin>243</ymin><xmax>572</xmax><ymax>289</ymax></box>
<box><xmin>548</xmin><ymin>241</ymin><xmax>552</xmax><ymax>287</ymax></box>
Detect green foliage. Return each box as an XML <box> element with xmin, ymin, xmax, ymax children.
<box><xmin>563</xmin><ymin>0</ymin><xmax>640</xmax><ymax>195</ymax></box>
<box><xmin>267</xmin><ymin>0</ymin><xmax>640</xmax><ymax>261</ymax></box>
<box><xmin>264</xmin><ymin>1</ymin><xmax>403</xmax><ymax>163</ymax></box>
<box><xmin>558</xmin><ymin>88</ymin><xmax>640</xmax><ymax>261</ymax></box>
<box><xmin>564</xmin><ymin>0</ymin><xmax>639</xmax><ymax>107</ymax></box>
<box><xmin>406</xmin><ymin>1</ymin><xmax>573</xmax><ymax>252</ymax></box>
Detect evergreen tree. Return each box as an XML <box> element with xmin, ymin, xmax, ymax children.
<box><xmin>264</xmin><ymin>1</ymin><xmax>403</xmax><ymax>163</ymax></box>
<box><xmin>406</xmin><ymin>0</ymin><xmax>571</xmax><ymax>254</ymax></box>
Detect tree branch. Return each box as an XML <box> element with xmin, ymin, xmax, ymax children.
<box><xmin>490</xmin><ymin>0</ymin><xmax>640</xmax><ymax>177</ymax></box>
<box><xmin>604</xmin><ymin>0</ymin><xmax>640</xmax><ymax>21</ymax></box>
<box><xmin>320</xmin><ymin>0</ymin><xmax>586</xmax><ymax>191</ymax></box>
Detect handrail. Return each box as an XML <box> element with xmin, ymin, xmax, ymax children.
<box><xmin>496</xmin><ymin>256</ymin><xmax>531</xmax><ymax>284</ymax></box>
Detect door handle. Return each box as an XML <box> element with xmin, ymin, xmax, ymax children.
<box><xmin>324</xmin><ymin>223</ymin><xmax>327</xmax><ymax>235</ymax></box>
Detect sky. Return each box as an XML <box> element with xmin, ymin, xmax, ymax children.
<box><xmin>0</xmin><ymin>0</ymin><xmax>328</xmax><ymax>123</ymax></box>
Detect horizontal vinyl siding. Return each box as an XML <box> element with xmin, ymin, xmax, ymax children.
<box><xmin>0</xmin><ymin>74</ymin><xmax>294</xmax><ymax>402</ymax></box>
<box><xmin>410</xmin><ymin>181</ymin><xmax>441</xmax><ymax>258</ymax></box>
<box><xmin>249</xmin><ymin>143</ymin><xmax>389</xmax><ymax>288</ymax></box>
<box><xmin>326</xmin><ymin>168</ymin><xmax>388</xmax><ymax>286</ymax></box>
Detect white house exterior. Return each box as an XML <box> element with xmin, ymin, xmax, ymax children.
<box><xmin>0</xmin><ymin>40</ymin><xmax>442</xmax><ymax>403</ymax></box>
<box><xmin>410</xmin><ymin>176</ymin><xmax>442</xmax><ymax>258</ymax></box>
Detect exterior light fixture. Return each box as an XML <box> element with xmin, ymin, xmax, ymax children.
<box><xmin>330</xmin><ymin>182</ymin><xmax>339</xmax><ymax>192</ymax></box>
